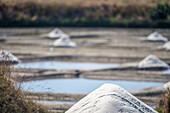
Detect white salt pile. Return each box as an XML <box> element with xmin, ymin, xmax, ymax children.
<box><xmin>66</xmin><ymin>84</ymin><xmax>157</xmax><ymax>113</ymax></box>
<box><xmin>0</xmin><ymin>50</ymin><xmax>20</xmax><ymax>64</ymax></box>
<box><xmin>163</xmin><ymin>41</ymin><xmax>170</xmax><ymax>51</ymax></box>
<box><xmin>48</xmin><ymin>28</ymin><xmax>67</xmax><ymax>39</ymax></box>
<box><xmin>147</xmin><ymin>32</ymin><xmax>168</xmax><ymax>42</ymax></box>
<box><xmin>53</xmin><ymin>34</ymin><xmax>77</xmax><ymax>47</ymax></box>
<box><xmin>163</xmin><ymin>81</ymin><xmax>170</xmax><ymax>90</ymax></box>
<box><xmin>138</xmin><ymin>55</ymin><xmax>169</xmax><ymax>70</ymax></box>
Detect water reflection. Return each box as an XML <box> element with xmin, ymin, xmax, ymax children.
<box><xmin>17</xmin><ymin>61</ymin><xmax>118</xmax><ymax>70</ymax></box>
<box><xmin>22</xmin><ymin>78</ymin><xmax>164</xmax><ymax>94</ymax></box>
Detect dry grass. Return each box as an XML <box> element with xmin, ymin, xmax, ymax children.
<box><xmin>156</xmin><ymin>89</ymin><xmax>170</xmax><ymax>113</ymax></box>
<box><xmin>0</xmin><ymin>64</ymin><xmax>48</xmax><ymax>113</ymax></box>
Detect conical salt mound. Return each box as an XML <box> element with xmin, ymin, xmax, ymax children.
<box><xmin>48</xmin><ymin>28</ymin><xmax>66</xmax><ymax>39</ymax></box>
<box><xmin>53</xmin><ymin>34</ymin><xmax>76</xmax><ymax>47</ymax></box>
<box><xmin>163</xmin><ymin>41</ymin><xmax>170</xmax><ymax>51</ymax></box>
<box><xmin>0</xmin><ymin>50</ymin><xmax>20</xmax><ymax>65</ymax></box>
<box><xmin>163</xmin><ymin>81</ymin><xmax>170</xmax><ymax>90</ymax></box>
<box><xmin>138</xmin><ymin>55</ymin><xmax>169</xmax><ymax>70</ymax></box>
<box><xmin>147</xmin><ymin>32</ymin><xmax>168</xmax><ymax>42</ymax></box>
<box><xmin>66</xmin><ymin>84</ymin><xmax>157</xmax><ymax>113</ymax></box>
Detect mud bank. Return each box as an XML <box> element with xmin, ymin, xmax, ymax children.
<box><xmin>14</xmin><ymin>68</ymin><xmax>170</xmax><ymax>82</ymax></box>
<box><xmin>1</xmin><ymin>28</ymin><xmax>170</xmax><ymax>64</ymax></box>
<box><xmin>25</xmin><ymin>88</ymin><xmax>167</xmax><ymax>112</ymax></box>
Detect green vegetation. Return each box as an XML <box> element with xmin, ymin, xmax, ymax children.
<box><xmin>156</xmin><ymin>90</ymin><xmax>170</xmax><ymax>113</ymax></box>
<box><xmin>0</xmin><ymin>65</ymin><xmax>47</xmax><ymax>113</ymax></box>
<box><xmin>0</xmin><ymin>0</ymin><xmax>170</xmax><ymax>27</ymax></box>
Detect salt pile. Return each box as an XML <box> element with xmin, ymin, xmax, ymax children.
<box><xmin>147</xmin><ymin>32</ymin><xmax>168</xmax><ymax>42</ymax></box>
<box><xmin>163</xmin><ymin>41</ymin><xmax>170</xmax><ymax>51</ymax></box>
<box><xmin>163</xmin><ymin>81</ymin><xmax>170</xmax><ymax>90</ymax></box>
<box><xmin>48</xmin><ymin>28</ymin><xmax>66</xmax><ymax>39</ymax></box>
<box><xmin>53</xmin><ymin>34</ymin><xmax>76</xmax><ymax>47</ymax></box>
<box><xmin>66</xmin><ymin>84</ymin><xmax>157</xmax><ymax>113</ymax></box>
<box><xmin>0</xmin><ymin>50</ymin><xmax>20</xmax><ymax>64</ymax></box>
<box><xmin>138</xmin><ymin>55</ymin><xmax>169</xmax><ymax>70</ymax></box>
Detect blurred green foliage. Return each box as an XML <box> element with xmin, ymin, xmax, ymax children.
<box><xmin>150</xmin><ymin>3</ymin><xmax>170</xmax><ymax>20</ymax></box>
<box><xmin>0</xmin><ymin>1</ymin><xmax>169</xmax><ymax>28</ymax></box>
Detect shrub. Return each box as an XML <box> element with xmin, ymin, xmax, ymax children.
<box><xmin>156</xmin><ymin>89</ymin><xmax>170</xmax><ymax>113</ymax></box>
<box><xmin>0</xmin><ymin>65</ymin><xmax>47</xmax><ymax>113</ymax></box>
<box><xmin>149</xmin><ymin>2</ymin><xmax>170</xmax><ymax>20</ymax></box>
<box><xmin>0</xmin><ymin>0</ymin><xmax>170</xmax><ymax>27</ymax></box>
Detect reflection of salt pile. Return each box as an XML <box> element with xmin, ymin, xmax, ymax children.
<box><xmin>0</xmin><ymin>50</ymin><xmax>20</xmax><ymax>65</ymax></box>
<box><xmin>48</xmin><ymin>28</ymin><xmax>66</xmax><ymax>39</ymax></box>
<box><xmin>53</xmin><ymin>34</ymin><xmax>76</xmax><ymax>47</ymax></box>
<box><xmin>163</xmin><ymin>41</ymin><xmax>170</xmax><ymax>51</ymax></box>
<box><xmin>147</xmin><ymin>32</ymin><xmax>168</xmax><ymax>42</ymax></box>
<box><xmin>138</xmin><ymin>55</ymin><xmax>169</xmax><ymax>70</ymax></box>
<box><xmin>66</xmin><ymin>84</ymin><xmax>157</xmax><ymax>113</ymax></box>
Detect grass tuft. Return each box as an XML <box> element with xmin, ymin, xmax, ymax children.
<box><xmin>0</xmin><ymin>64</ymin><xmax>47</xmax><ymax>113</ymax></box>
<box><xmin>156</xmin><ymin>89</ymin><xmax>170</xmax><ymax>113</ymax></box>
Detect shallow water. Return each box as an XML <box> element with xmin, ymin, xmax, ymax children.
<box><xmin>0</xmin><ymin>34</ymin><xmax>13</xmax><ymax>37</ymax></box>
<box><xmin>22</xmin><ymin>78</ymin><xmax>164</xmax><ymax>94</ymax></box>
<box><xmin>34</xmin><ymin>100</ymin><xmax>76</xmax><ymax>105</ymax></box>
<box><xmin>17</xmin><ymin>61</ymin><xmax>118</xmax><ymax>70</ymax></box>
<box><xmin>165</xmin><ymin>69</ymin><xmax>170</xmax><ymax>74</ymax></box>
